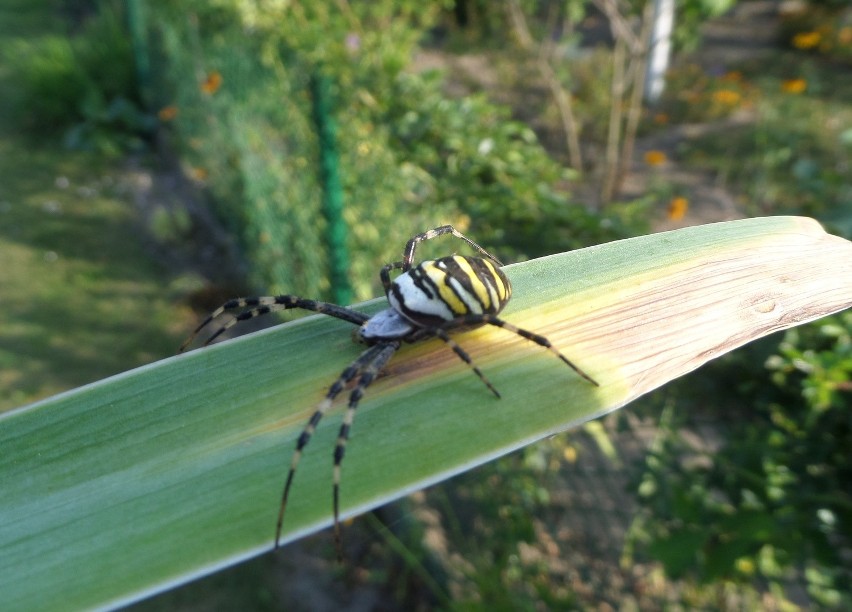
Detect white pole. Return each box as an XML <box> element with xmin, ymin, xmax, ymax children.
<box><xmin>644</xmin><ymin>0</ymin><xmax>675</xmax><ymax>103</ymax></box>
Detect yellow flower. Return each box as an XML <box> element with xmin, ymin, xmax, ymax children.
<box><xmin>644</xmin><ymin>150</ymin><xmax>667</xmax><ymax>166</ymax></box>
<box><xmin>668</xmin><ymin>197</ymin><xmax>688</xmax><ymax>221</ymax></box>
<box><xmin>735</xmin><ymin>557</ymin><xmax>756</xmax><ymax>576</ymax></box>
<box><xmin>200</xmin><ymin>71</ymin><xmax>223</xmax><ymax>95</ymax></box>
<box><xmin>792</xmin><ymin>31</ymin><xmax>821</xmax><ymax>50</ymax></box>
<box><xmin>712</xmin><ymin>89</ymin><xmax>741</xmax><ymax>105</ymax></box>
<box><xmin>781</xmin><ymin>78</ymin><xmax>807</xmax><ymax>94</ymax></box>
<box><xmin>157</xmin><ymin>105</ymin><xmax>179</xmax><ymax>121</ymax></box>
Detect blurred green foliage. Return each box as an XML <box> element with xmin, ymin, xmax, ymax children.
<box><xmin>779</xmin><ymin>2</ymin><xmax>852</xmax><ymax>61</ymax></box>
<box><xmin>664</xmin><ymin>53</ymin><xmax>852</xmax><ymax>248</ymax></box>
<box><xmin>8</xmin><ymin>0</ymin><xmax>649</xmax><ymax>298</ymax></box>
<box><xmin>7</xmin><ymin>0</ymin><xmax>851</xmax><ymax>607</ymax></box>
<box><xmin>673</xmin><ymin>0</ymin><xmax>739</xmax><ymax>51</ymax></box>
<box><xmin>634</xmin><ymin>311</ymin><xmax>852</xmax><ymax>606</ymax></box>
<box><xmin>145</xmin><ymin>0</ymin><xmax>641</xmax><ymax>297</ymax></box>
<box><xmin>4</xmin><ymin>1</ymin><xmax>153</xmax><ymax>153</ymax></box>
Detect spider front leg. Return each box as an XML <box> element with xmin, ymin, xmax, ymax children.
<box><xmin>380</xmin><ymin>261</ymin><xmax>406</xmax><ymax>295</ymax></box>
<box><xmin>380</xmin><ymin>226</ymin><xmax>504</xmax><ymax>292</ymax></box>
<box><xmin>401</xmin><ymin>225</ymin><xmax>502</xmax><ymax>270</ymax></box>
<box><xmin>275</xmin><ymin>341</ymin><xmax>401</xmax><ymax>557</ymax></box>
<box><xmin>179</xmin><ymin>295</ymin><xmax>369</xmax><ymax>352</ymax></box>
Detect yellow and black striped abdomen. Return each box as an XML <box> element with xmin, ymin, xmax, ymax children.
<box><xmin>387</xmin><ymin>255</ymin><xmax>512</xmax><ymax>327</ymax></box>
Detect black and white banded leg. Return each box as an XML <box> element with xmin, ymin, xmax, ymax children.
<box><xmin>408</xmin><ymin>327</ymin><xmax>502</xmax><ymax>398</ymax></box>
<box><xmin>380</xmin><ymin>224</ymin><xmax>502</xmax><ymax>292</ymax></box>
<box><xmin>274</xmin><ymin>340</ymin><xmax>401</xmax><ymax>558</ymax></box>
<box><xmin>436</xmin><ymin>314</ymin><xmax>599</xmax><ymax>387</ymax></box>
<box><xmin>179</xmin><ymin>295</ymin><xmax>369</xmax><ymax>352</ymax></box>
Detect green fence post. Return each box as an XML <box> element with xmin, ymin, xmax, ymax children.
<box><xmin>310</xmin><ymin>71</ymin><xmax>352</xmax><ymax>305</ymax></box>
<box><xmin>126</xmin><ymin>0</ymin><xmax>152</xmax><ymax>109</ymax></box>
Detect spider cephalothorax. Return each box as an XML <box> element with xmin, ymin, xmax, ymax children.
<box><xmin>180</xmin><ymin>225</ymin><xmax>598</xmax><ymax>554</ymax></box>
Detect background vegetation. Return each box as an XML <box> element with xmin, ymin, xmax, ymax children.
<box><xmin>2</xmin><ymin>0</ymin><xmax>850</xmax><ymax>608</ymax></box>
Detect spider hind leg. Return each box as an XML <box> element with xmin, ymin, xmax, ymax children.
<box><xmin>331</xmin><ymin>341</ymin><xmax>399</xmax><ymax>559</ymax></box>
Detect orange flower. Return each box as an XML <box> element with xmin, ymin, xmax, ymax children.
<box><xmin>644</xmin><ymin>150</ymin><xmax>667</xmax><ymax>166</ymax></box>
<box><xmin>792</xmin><ymin>31</ymin><xmax>821</xmax><ymax>50</ymax></box>
<box><xmin>781</xmin><ymin>78</ymin><xmax>807</xmax><ymax>94</ymax></box>
<box><xmin>668</xmin><ymin>196</ymin><xmax>688</xmax><ymax>221</ymax></box>
<box><xmin>189</xmin><ymin>167</ymin><xmax>209</xmax><ymax>181</ymax></box>
<box><xmin>200</xmin><ymin>71</ymin><xmax>223</xmax><ymax>95</ymax></box>
<box><xmin>712</xmin><ymin>89</ymin><xmax>741</xmax><ymax>105</ymax></box>
<box><xmin>157</xmin><ymin>105</ymin><xmax>179</xmax><ymax>121</ymax></box>
<box><xmin>838</xmin><ymin>26</ymin><xmax>852</xmax><ymax>46</ymax></box>
<box><xmin>653</xmin><ymin>113</ymin><xmax>669</xmax><ymax>125</ymax></box>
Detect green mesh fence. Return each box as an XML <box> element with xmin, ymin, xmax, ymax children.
<box><xmin>142</xmin><ymin>3</ymin><xmax>621</xmax><ymax>298</ymax></box>
<box><xmin>153</xmin><ymin>16</ymin><xmax>327</xmax><ymax>295</ymax></box>
<box><xmin>146</xmin><ymin>6</ymin><xmax>456</xmax><ymax>301</ymax></box>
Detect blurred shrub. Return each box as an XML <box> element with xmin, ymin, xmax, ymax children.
<box><xmin>6</xmin><ymin>35</ymin><xmax>91</xmax><ymax>130</ymax></box>
<box><xmin>671</xmin><ymin>60</ymin><xmax>851</xmax><ymax>225</ymax></box>
<box><xmin>780</xmin><ymin>3</ymin><xmax>852</xmax><ymax>61</ymax></box>
<box><xmin>7</xmin><ymin>0</ymin><xmax>648</xmax><ymax>295</ymax></box>
<box><xmin>7</xmin><ymin>1</ymin><xmax>152</xmax><ymax>153</ymax></box>
<box><xmin>658</xmin><ymin>65</ymin><xmax>758</xmax><ymax>123</ymax></box>
<box><xmin>150</xmin><ymin>0</ymin><xmax>643</xmax><ymax>297</ymax></box>
<box><xmin>382</xmin><ymin>71</ymin><xmax>647</xmax><ymax>258</ymax></box>
<box><xmin>634</xmin><ymin>311</ymin><xmax>852</xmax><ymax>607</ymax></box>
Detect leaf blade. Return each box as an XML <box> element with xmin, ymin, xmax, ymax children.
<box><xmin>2</xmin><ymin>216</ymin><xmax>851</xmax><ymax>609</ymax></box>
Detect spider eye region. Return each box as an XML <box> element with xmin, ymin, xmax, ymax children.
<box><xmin>388</xmin><ymin>255</ymin><xmax>512</xmax><ymax>327</ymax></box>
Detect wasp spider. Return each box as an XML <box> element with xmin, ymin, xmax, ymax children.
<box><xmin>180</xmin><ymin>225</ymin><xmax>598</xmax><ymax>554</ymax></box>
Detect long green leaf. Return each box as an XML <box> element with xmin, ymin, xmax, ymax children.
<box><xmin>2</xmin><ymin>217</ymin><xmax>851</xmax><ymax>610</ymax></box>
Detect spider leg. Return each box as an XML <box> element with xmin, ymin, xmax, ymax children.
<box><xmin>401</xmin><ymin>225</ymin><xmax>503</xmax><ymax>270</ymax></box>
<box><xmin>179</xmin><ymin>296</ymin><xmax>369</xmax><ymax>352</ymax></box>
<box><xmin>331</xmin><ymin>340</ymin><xmax>400</xmax><ymax>560</ymax></box>
<box><xmin>380</xmin><ymin>261</ymin><xmax>406</xmax><ymax>294</ymax></box>
<box><xmin>443</xmin><ymin>314</ymin><xmax>599</xmax><ymax>387</ymax></box>
<box><xmin>380</xmin><ymin>226</ymin><xmax>503</xmax><ymax>290</ymax></box>
<box><xmin>274</xmin><ymin>342</ymin><xmax>392</xmax><ymax>550</ymax></box>
<box><xmin>407</xmin><ymin>328</ymin><xmax>501</xmax><ymax>398</ymax></box>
